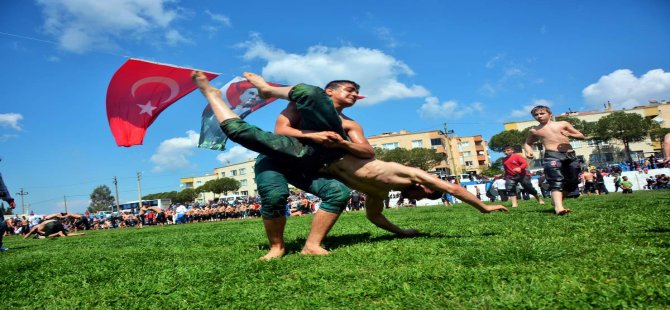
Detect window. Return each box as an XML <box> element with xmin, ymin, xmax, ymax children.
<box><xmin>430</xmin><ymin>138</ymin><xmax>442</xmax><ymax>146</ymax></box>
<box><xmin>570</xmin><ymin>141</ymin><xmax>582</xmax><ymax>148</ymax></box>
<box><xmin>371</xmin><ymin>144</ymin><xmax>377</xmax><ymax>148</ymax></box>
<box><xmin>463</xmin><ymin>151</ymin><xmax>472</xmax><ymax>157</ymax></box>
<box><xmin>239</xmin><ymin>168</ymin><xmax>246</xmax><ymax>175</ymax></box>
<box><xmin>587</xmin><ymin>139</ymin><xmax>609</xmax><ymax>147</ymax></box>
<box><xmin>230</xmin><ymin>170</ymin><xmax>237</xmax><ymax>176</ymax></box>
<box><xmin>411</xmin><ymin>140</ymin><xmax>423</xmax><ymax>148</ymax></box>
<box><xmin>589</xmin><ymin>153</ymin><xmax>614</xmax><ymax>163</ymax></box>
<box><xmin>465</xmin><ymin>161</ymin><xmax>474</xmax><ymax>167</ymax></box>
<box><xmin>382</xmin><ymin>142</ymin><xmax>399</xmax><ymax>150</ymax></box>
<box><xmin>220</xmin><ymin>172</ymin><xmax>225</xmax><ymax>177</ymax></box>
<box><xmin>460</xmin><ymin>142</ymin><xmax>470</xmax><ymax>147</ymax></box>
<box><xmin>195</xmin><ymin>181</ymin><xmax>202</xmax><ymax>185</ymax></box>
<box><xmin>459</xmin><ymin>157</ymin><xmax>465</xmax><ymax>164</ymax></box>
<box><xmin>240</xmin><ymin>179</ymin><xmax>247</xmax><ymax>186</ymax></box>
<box><xmin>241</xmin><ymin>191</ymin><xmax>248</xmax><ymax>196</ymax></box>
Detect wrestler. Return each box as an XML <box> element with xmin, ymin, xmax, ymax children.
<box><xmin>192</xmin><ymin>71</ymin><xmax>507</xmax><ymax>243</ymax></box>
<box><xmin>23</xmin><ymin>219</ymin><xmax>84</xmax><ymax>239</ymax></box>
<box><xmin>524</xmin><ymin>105</ymin><xmax>585</xmax><ymax>215</ymax></box>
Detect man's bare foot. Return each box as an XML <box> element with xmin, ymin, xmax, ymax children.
<box><xmin>260</xmin><ymin>247</ymin><xmax>285</xmax><ymax>261</ymax></box>
<box><xmin>300</xmin><ymin>245</ymin><xmax>330</xmax><ymax>256</ymax></box>
<box><xmin>191</xmin><ymin>71</ymin><xmax>221</xmax><ymax>97</ymax></box>
<box><xmin>557</xmin><ymin>208</ymin><xmax>571</xmax><ymax>216</ymax></box>
<box><xmin>538</xmin><ymin>200</ymin><xmax>545</xmax><ymax>205</ymax></box>
<box><xmin>511</xmin><ymin>205</ymin><xmax>518</xmax><ymax>208</ymax></box>
<box><xmin>243</xmin><ymin>72</ymin><xmax>273</xmax><ymax>99</ymax></box>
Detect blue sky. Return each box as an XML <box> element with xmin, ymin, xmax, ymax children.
<box><xmin>1</xmin><ymin>0</ymin><xmax>669</xmax><ymax>214</ymax></box>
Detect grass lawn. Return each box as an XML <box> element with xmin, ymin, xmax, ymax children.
<box><xmin>2</xmin><ymin>190</ymin><xmax>669</xmax><ymax>309</ymax></box>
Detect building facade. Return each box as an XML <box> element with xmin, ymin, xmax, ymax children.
<box><xmin>367</xmin><ymin>129</ymin><xmax>491</xmax><ymax>176</ymax></box>
<box><xmin>180</xmin><ymin>159</ymin><xmax>257</xmax><ymax>204</ymax></box>
<box><xmin>503</xmin><ymin>101</ymin><xmax>670</xmax><ymax>166</ymax></box>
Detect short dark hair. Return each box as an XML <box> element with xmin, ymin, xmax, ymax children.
<box><xmin>503</xmin><ymin>145</ymin><xmax>515</xmax><ymax>150</ymax></box>
<box><xmin>531</xmin><ymin>105</ymin><xmax>552</xmax><ymax>115</ymax></box>
<box><xmin>325</xmin><ymin>80</ymin><xmax>360</xmax><ymax>91</ymax></box>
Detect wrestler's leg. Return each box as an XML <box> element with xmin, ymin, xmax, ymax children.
<box><xmin>286</xmin><ymin>172</ymin><xmax>350</xmax><ymax>255</ymax></box>
<box><xmin>192</xmin><ymin>71</ymin><xmax>241</xmax><ymax>122</ymax></box>
<box><xmin>243</xmin><ymin>72</ymin><xmax>291</xmax><ymax>100</ymax></box>
<box><xmin>255</xmin><ymin>155</ymin><xmax>290</xmax><ymax>260</ymax></box>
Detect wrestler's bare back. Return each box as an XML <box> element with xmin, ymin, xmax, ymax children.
<box><xmin>321</xmin><ymin>155</ymin><xmax>421</xmax><ymax>199</ymax></box>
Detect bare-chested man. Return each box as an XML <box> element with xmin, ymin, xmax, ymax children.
<box><xmin>581</xmin><ymin>170</ymin><xmax>596</xmax><ymax>196</ymax></box>
<box><xmin>23</xmin><ymin>219</ymin><xmax>85</xmax><ymax>239</ymax></box>
<box><xmin>192</xmin><ymin>71</ymin><xmax>507</xmax><ymax>252</ymax></box>
<box><xmin>524</xmin><ymin>105</ymin><xmax>585</xmax><ymax>215</ymax></box>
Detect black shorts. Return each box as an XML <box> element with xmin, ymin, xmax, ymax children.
<box><xmin>543</xmin><ymin>150</ymin><xmax>580</xmax><ymax>192</ymax></box>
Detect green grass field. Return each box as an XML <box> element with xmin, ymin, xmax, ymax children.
<box><xmin>2</xmin><ymin>190</ymin><xmax>669</xmax><ymax>309</ymax></box>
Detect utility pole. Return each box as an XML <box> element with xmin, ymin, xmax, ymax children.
<box><xmin>137</xmin><ymin>172</ymin><xmax>143</xmax><ymax>212</ymax></box>
<box><xmin>63</xmin><ymin>196</ymin><xmax>68</xmax><ymax>213</ymax></box>
<box><xmin>442</xmin><ymin>123</ymin><xmax>458</xmax><ymax>176</ymax></box>
<box><xmin>15</xmin><ymin>188</ymin><xmax>28</xmax><ymax>215</ymax></box>
<box><xmin>113</xmin><ymin>176</ymin><xmax>120</xmax><ymax>213</ymax></box>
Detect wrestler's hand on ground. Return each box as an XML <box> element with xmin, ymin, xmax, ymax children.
<box><xmin>482</xmin><ymin>205</ymin><xmax>508</xmax><ymax>213</ymax></box>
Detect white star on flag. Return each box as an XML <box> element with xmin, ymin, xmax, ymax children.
<box><xmin>138</xmin><ymin>101</ymin><xmax>158</xmax><ymax>116</ymax></box>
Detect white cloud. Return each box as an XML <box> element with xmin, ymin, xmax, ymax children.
<box><xmin>165</xmin><ymin>29</ymin><xmax>189</xmax><ymax>46</ymax></box>
<box><xmin>508</xmin><ymin>99</ymin><xmax>552</xmax><ymax>118</ymax></box>
<box><xmin>373</xmin><ymin>27</ymin><xmax>401</xmax><ymax>48</ymax></box>
<box><xmin>582</xmin><ymin>69</ymin><xmax>670</xmax><ymax>110</ymax></box>
<box><xmin>205</xmin><ymin>10</ymin><xmax>231</xmax><ymax>27</ymax></box>
<box><xmin>0</xmin><ymin>113</ymin><xmax>23</xmax><ymax>130</ymax></box>
<box><xmin>216</xmin><ymin>145</ymin><xmax>258</xmax><ymax>165</ymax></box>
<box><xmin>417</xmin><ymin>97</ymin><xmax>483</xmax><ymax>119</ymax></box>
<box><xmin>0</xmin><ymin>134</ymin><xmax>19</xmax><ymax>142</ymax></box>
<box><xmin>485</xmin><ymin>53</ymin><xmax>505</xmax><ymax>69</ymax></box>
<box><xmin>150</xmin><ymin>130</ymin><xmax>199</xmax><ymax>172</ymax></box>
<box><xmin>238</xmin><ymin>35</ymin><xmax>429</xmax><ymax>105</ymax></box>
<box><xmin>37</xmin><ymin>0</ymin><xmax>181</xmax><ymax>53</ymax></box>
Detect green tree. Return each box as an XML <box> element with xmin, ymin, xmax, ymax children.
<box><xmin>201</xmin><ymin>177</ymin><xmax>241</xmax><ymax>197</ymax></box>
<box><xmin>88</xmin><ymin>185</ymin><xmax>115</xmax><ymax>213</ymax></box>
<box><xmin>176</xmin><ymin>188</ymin><xmax>198</xmax><ymax>204</ymax></box>
<box><xmin>592</xmin><ymin>111</ymin><xmax>656</xmax><ymax>162</ymax></box>
<box><xmin>488</xmin><ymin>130</ymin><xmax>526</xmax><ymax>152</ymax></box>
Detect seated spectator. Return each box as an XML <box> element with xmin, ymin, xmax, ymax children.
<box><xmin>621</xmin><ymin>176</ymin><xmax>634</xmax><ymax>194</ymax></box>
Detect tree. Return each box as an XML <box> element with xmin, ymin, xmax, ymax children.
<box><xmin>592</xmin><ymin>111</ymin><xmax>656</xmax><ymax>162</ymax></box>
<box><xmin>201</xmin><ymin>177</ymin><xmax>241</xmax><ymax>197</ymax></box>
<box><xmin>88</xmin><ymin>185</ymin><xmax>115</xmax><ymax>213</ymax></box>
<box><xmin>488</xmin><ymin>130</ymin><xmax>526</xmax><ymax>153</ymax></box>
<box><xmin>480</xmin><ymin>157</ymin><xmax>504</xmax><ymax>177</ymax></box>
<box><xmin>176</xmin><ymin>188</ymin><xmax>198</xmax><ymax>204</ymax></box>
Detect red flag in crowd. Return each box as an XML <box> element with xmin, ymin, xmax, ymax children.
<box><xmin>106</xmin><ymin>58</ymin><xmax>218</xmax><ymax>147</ymax></box>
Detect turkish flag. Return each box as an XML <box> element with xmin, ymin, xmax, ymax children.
<box><xmin>106</xmin><ymin>58</ymin><xmax>218</xmax><ymax>146</ymax></box>
<box><xmin>198</xmin><ymin>77</ymin><xmax>284</xmax><ymax>151</ymax></box>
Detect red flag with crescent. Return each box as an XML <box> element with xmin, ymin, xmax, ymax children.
<box><xmin>106</xmin><ymin>58</ymin><xmax>218</xmax><ymax>147</ymax></box>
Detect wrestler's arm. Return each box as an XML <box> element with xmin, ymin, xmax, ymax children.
<box><xmin>561</xmin><ymin>121</ymin><xmax>585</xmax><ymax>139</ymax></box>
<box><xmin>23</xmin><ymin>225</ymin><xmax>40</xmax><ymax>239</ymax></box>
<box><xmin>275</xmin><ymin>103</ymin><xmax>341</xmax><ymax>144</ymax></box>
<box><xmin>44</xmin><ymin>213</ymin><xmax>60</xmax><ymax>220</ymax></box>
<box><xmin>331</xmin><ymin>119</ymin><xmax>375</xmax><ymax>159</ymax></box>
<box><xmin>524</xmin><ymin>130</ymin><xmax>539</xmax><ymax>159</ymax></box>
<box><xmin>365</xmin><ymin>195</ymin><xmax>418</xmax><ymax>236</ymax></box>
<box><xmin>414</xmin><ymin>171</ymin><xmax>508</xmax><ymax>213</ymax></box>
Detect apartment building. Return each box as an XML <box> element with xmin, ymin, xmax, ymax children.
<box><xmin>180</xmin><ymin>158</ymin><xmax>257</xmax><ymax>204</ymax></box>
<box><xmin>367</xmin><ymin>129</ymin><xmax>491</xmax><ymax>176</ymax></box>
